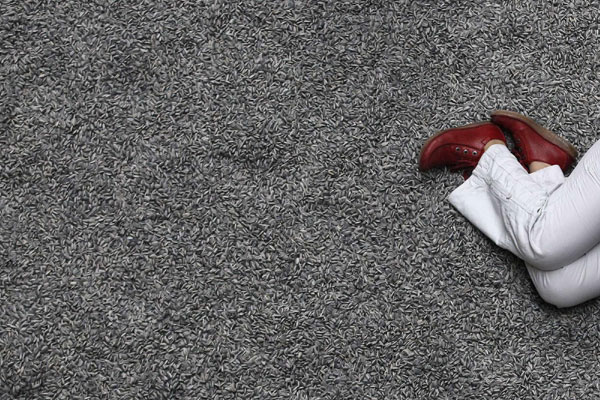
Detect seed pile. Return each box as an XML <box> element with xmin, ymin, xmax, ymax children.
<box><xmin>2</xmin><ymin>1</ymin><xmax>600</xmax><ymax>398</ymax></box>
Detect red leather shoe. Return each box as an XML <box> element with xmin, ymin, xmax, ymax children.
<box><xmin>419</xmin><ymin>122</ymin><xmax>506</xmax><ymax>176</ymax></box>
<box><xmin>491</xmin><ymin>110</ymin><xmax>577</xmax><ymax>171</ymax></box>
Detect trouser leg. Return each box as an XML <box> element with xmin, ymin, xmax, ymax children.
<box><xmin>525</xmin><ymin>246</ymin><xmax>600</xmax><ymax>308</ymax></box>
<box><xmin>448</xmin><ymin>144</ymin><xmax>566</xmax><ymax>270</ymax></box>
<box><xmin>450</xmin><ymin>140</ymin><xmax>600</xmax><ymax>270</ymax></box>
<box><xmin>449</xmin><ymin>141</ymin><xmax>600</xmax><ymax>306</ymax></box>
<box><xmin>526</xmin><ymin>139</ymin><xmax>600</xmax><ymax>268</ymax></box>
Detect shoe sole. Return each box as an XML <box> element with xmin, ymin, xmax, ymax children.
<box><xmin>491</xmin><ymin>110</ymin><xmax>578</xmax><ymax>159</ymax></box>
<box><xmin>419</xmin><ymin>122</ymin><xmax>493</xmax><ymax>170</ymax></box>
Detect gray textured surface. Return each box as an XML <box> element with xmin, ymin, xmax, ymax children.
<box><xmin>2</xmin><ymin>0</ymin><xmax>600</xmax><ymax>399</ymax></box>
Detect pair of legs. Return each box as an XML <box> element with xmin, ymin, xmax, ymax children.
<box><xmin>450</xmin><ymin>137</ymin><xmax>600</xmax><ymax>307</ymax></box>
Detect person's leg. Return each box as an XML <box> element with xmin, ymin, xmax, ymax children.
<box><xmin>501</xmin><ymin>158</ymin><xmax>600</xmax><ymax>308</ymax></box>
<box><xmin>424</xmin><ymin>112</ymin><xmax>599</xmax><ymax>270</ymax></box>
<box><xmin>452</xmin><ymin>137</ymin><xmax>600</xmax><ymax>270</ymax></box>
<box><xmin>526</xmin><ymin>245</ymin><xmax>600</xmax><ymax>308</ymax></box>
<box><xmin>524</xmin><ymin>139</ymin><xmax>600</xmax><ymax>269</ymax></box>
<box><xmin>448</xmin><ymin>142</ymin><xmax>569</xmax><ymax>270</ymax></box>
<box><xmin>449</xmin><ymin>106</ymin><xmax>600</xmax><ymax>271</ymax></box>
<box><xmin>422</xmin><ymin>112</ymin><xmax>600</xmax><ymax>306</ymax></box>
<box><xmin>449</xmin><ymin>142</ymin><xmax>600</xmax><ymax>308</ymax></box>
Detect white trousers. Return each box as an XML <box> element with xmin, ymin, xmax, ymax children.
<box><xmin>448</xmin><ymin>141</ymin><xmax>600</xmax><ymax>308</ymax></box>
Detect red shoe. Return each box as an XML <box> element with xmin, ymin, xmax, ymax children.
<box><xmin>419</xmin><ymin>122</ymin><xmax>506</xmax><ymax>176</ymax></box>
<box><xmin>491</xmin><ymin>110</ymin><xmax>577</xmax><ymax>171</ymax></box>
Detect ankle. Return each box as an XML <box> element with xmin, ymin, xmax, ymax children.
<box><xmin>484</xmin><ymin>139</ymin><xmax>506</xmax><ymax>152</ymax></box>
<box><xmin>529</xmin><ymin>161</ymin><xmax>551</xmax><ymax>173</ymax></box>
